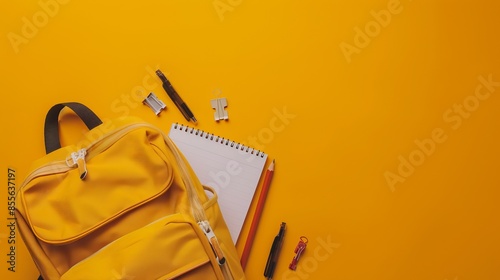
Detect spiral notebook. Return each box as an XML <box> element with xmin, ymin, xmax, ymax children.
<box><xmin>168</xmin><ymin>123</ymin><xmax>268</xmax><ymax>244</ymax></box>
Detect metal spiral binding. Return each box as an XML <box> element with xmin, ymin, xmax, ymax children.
<box><xmin>173</xmin><ymin>123</ymin><xmax>265</xmax><ymax>157</ymax></box>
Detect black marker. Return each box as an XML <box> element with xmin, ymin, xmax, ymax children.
<box><xmin>264</xmin><ymin>222</ymin><xmax>286</xmax><ymax>280</ymax></box>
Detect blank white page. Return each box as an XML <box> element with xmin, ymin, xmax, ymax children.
<box><xmin>168</xmin><ymin>123</ymin><xmax>268</xmax><ymax>244</ymax></box>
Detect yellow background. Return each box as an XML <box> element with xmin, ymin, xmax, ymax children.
<box><xmin>1</xmin><ymin>0</ymin><xmax>500</xmax><ymax>279</ymax></box>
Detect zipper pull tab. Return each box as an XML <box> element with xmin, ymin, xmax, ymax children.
<box><xmin>198</xmin><ymin>220</ymin><xmax>226</xmax><ymax>265</ymax></box>
<box><xmin>67</xmin><ymin>148</ymin><xmax>88</xmax><ymax>180</ymax></box>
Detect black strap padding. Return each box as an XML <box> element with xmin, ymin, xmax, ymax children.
<box><xmin>44</xmin><ymin>102</ymin><xmax>103</xmax><ymax>154</ymax></box>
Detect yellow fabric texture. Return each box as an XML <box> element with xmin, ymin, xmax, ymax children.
<box><xmin>15</xmin><ymin>110</ymin><xmax>244</xmax><ymax>280</ymax></box>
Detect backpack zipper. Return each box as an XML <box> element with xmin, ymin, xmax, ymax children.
<box><xmin>19</xmin><ymin>160</ymin><xmax>71</xmax><ymax>189</ymax></box>
<box><xmin>66</xmin><ymin>149</ymin><xmax>87</xmax><ymax>179</ymax></box>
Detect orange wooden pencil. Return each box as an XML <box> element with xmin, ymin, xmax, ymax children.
<box><xmin>240</xmin><ymin>159</ymin><xmax>275</xmax><ymax>270</ymax></box>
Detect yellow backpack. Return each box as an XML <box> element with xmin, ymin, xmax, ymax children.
<box><xmin>15</xmin><ymin>103</ymin><xmax>245</xmax><ymax>280</ymax></box>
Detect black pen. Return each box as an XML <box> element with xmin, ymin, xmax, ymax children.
<box><xmin>264</xmin><ymin>222</ymin><xmax>286</xmax><ymax>280</ymax></box>
<box><xmin>156</xmin><ymin>69</ymin><xmax>197</xmax><ymax>124</ymax></box>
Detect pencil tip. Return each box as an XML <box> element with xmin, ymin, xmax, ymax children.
<box><xmin>269</xmin><ymin>159</ymin><xmax>275</xmax><ymax>170</ymax></box>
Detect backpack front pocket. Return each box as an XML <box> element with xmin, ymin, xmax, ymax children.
<box><xmin>60</xmin><ymin>213</ymin><xmax>222</xmax><ymax>280</ymax></box>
